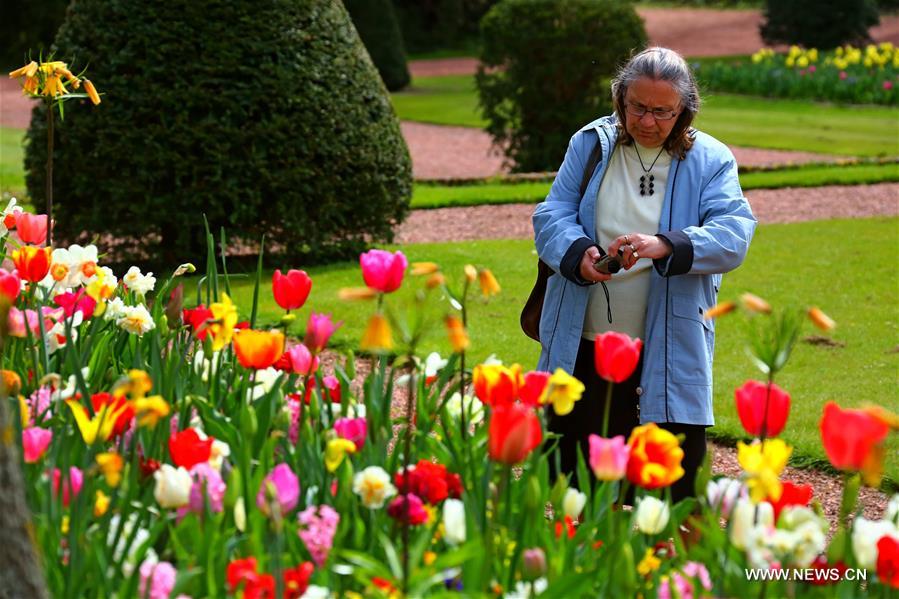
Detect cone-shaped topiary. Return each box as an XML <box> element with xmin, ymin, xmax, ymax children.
<box><xmin>24</xmin><ymin>0</ymin><xmax>412</xmax><ymax>265</ymax></box>
<box><xmin>345</xmin><ymin>0</ymin><xmax>411</xmax><ymax>91</ymax></box>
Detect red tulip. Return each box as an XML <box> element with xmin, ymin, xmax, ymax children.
<box><xmin>488</xmin><ymin>403</ymin><xmax>542</xmax><ymax>464</ymax></box>
<box><xmin>360</xmin><ymin>249</ymin><xmax>407</xmax><ymax>293</ymax></box>
<box><xmin>12</xmin><ymin>246</ymin><xmax>51</xmax><ymax>282</ymax></box>
<box><xmin>183</xmin><ymin>305</ymin><xmax>213</xmax><ymax>339</ymax></box>
<box><xmin>0</xmin><ymin>269</ymin><xmax>21</xmax><ymax>302</ymax></box>
<box><xmin>766</xmin><ymin>480</ymin><xmax>813</xmax><ymax>523</ymax></box>
<box><xmin>735</xmin><ymin>380</ymin><xmax>790</xmax><ymax>438</ymax></box>
<box><xmin>594</xmin><ymin>331</ymin><xmax>642</xmax><ymax>383</ymax></box>
<box><xmin>877</xmin><ymin>535</ymin><xmax>899</xmax><ymax>590</ymax></box>
<box><xmin>272</xmin><ymin>269</ymin><xmax>312</xmax><ymax>311</ymax></box>
<box><xmin>16</xmin><ymin>213</ymin><xmax>48</xmax><ymax>245</ymax></box>
<box><xmin>519</xmin><ymin>371</ymin><xmax>551</xmax><ymax>407</ymax></box>
<box><xmin>169</xmin><ymin>427</ymin><xmax>214</xmax><ymax>470</ymax></box>
<box><xmin>819</xmin><ymin>401</ymin><xmax>889</xmax><ymax>471</ymax></box>
<box><xmin>90</xmin><ymin>392</ymin><xmax>134</xmax><ymax>437</ymax></box>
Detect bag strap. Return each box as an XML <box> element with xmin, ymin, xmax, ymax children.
<box><xmin>579</xmin><ymin>132</ymin><xmax>613</xmax><ymax>324</ymax></box>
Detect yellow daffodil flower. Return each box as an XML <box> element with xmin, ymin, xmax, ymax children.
<box><xmin>544</xmin><ymin>368</ymin><xmax>585</xmax><ymax>416</ymax></box>
<box><xmin>737</xmin><ymin>439</ymin><xmax>792</xmax><ymax>502</ymax></box>
<box><xmin>208</xmin><ymin>293</ymin><xmax>238</xmax><ymax>351</ymax></box>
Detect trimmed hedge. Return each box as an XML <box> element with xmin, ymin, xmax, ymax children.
<box><xmin>476</xmin><ymin>0</ymin><xmax>646</xmax><ymax>172</ymax></box>
<box><xmin>345</xmin><ymin>0</ymin><xmax>411</xmax><ymax>91</ymax></box>
<box><xmin>760</xmin><ymin>0</ymin><xmax>880</xmax><ymax>49</ymax></box>
<box><xmin>393</xmin><ymin>0</ymin><xmax>496</xmax><ymax>54</ymax></box>
<box><xmin>0</xmin><ymin>0</ymin><xmax>67</xmax><ymax>70</ymax></box>
<box><xmin>25</xmin><ymin>0</ymin><xmax>412</xmax><ymax>265</ymax></box>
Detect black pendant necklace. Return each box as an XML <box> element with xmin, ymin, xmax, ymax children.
<box><xmin>633</xmin><ymin>144</ymin><xmax>666</xmax><ymax>196</ymax></box>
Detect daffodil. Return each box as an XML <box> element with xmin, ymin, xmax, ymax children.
<box><xmin>543</xmin><ymin>368</ymin><xmax>585</xmax><ymax>416</ymax></box>
<box><xmin>133</xmin><ymin>395</ymin><xmax>170</xmax><ymax>428</ymax></box>
<box><xmin>737</xmin><ymin>439</ymin><xmax>792</xmax><ymax>502</ymax></box>
<box><xmin>96</xmin><ymin>452</ymin><xmax>124</xmax><ymax>487</ymax></box>
<box><xmin>208</xmin><ymin>293</ymin><xmax>238</xmax><ymax>350</ymax></box>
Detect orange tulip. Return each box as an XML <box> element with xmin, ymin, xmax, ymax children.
<box><xmin>233</xmin><ymin>329</ymin><xmax>285</xmax><ymax>370</ymax></box>
<box><xmin>819</xmin><ymin>402</ymin><xmax>888</xmax><ymax>473</ymax></box>
<box><xmin>472</xmin><ymin>363</ymin><xmax>522</xmax><ymax>407</ymax></box>
<box><xmin>807</xmin><ymin>307</ymin><xmax>835</xmax><ymax>332</ymax></box>
<box><xmin>488</xmin><ymin>403</ymin><xmax>542</xmax><ymax>464</ymax></box>
<box><xmin>12</xmin><ymin>246</ymin><xmax>51</xmax><ymax>282</ymax></box>
<box><xmin>626</xmin><ymin>423</ymin><xmax>685</xmax><ymax>490</ymax></box>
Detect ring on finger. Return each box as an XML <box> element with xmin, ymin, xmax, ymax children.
<box><xmin>633</xmin><ymin>250</ymin><xmax>640</xmax><ymax>260</ymax></box>
<box><xmin>624</xmin><ymin>235</ymin><xmax>630</xmax><ymax>245</ymax></box>
<box><xmin>628</xmin><ymin>243</ymin><xmax>637</xmax><ymax>254</ymax></box>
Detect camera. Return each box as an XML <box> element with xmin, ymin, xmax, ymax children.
<box><xmin>593</xmin><ymin>249</ymin><xmax>624</xmax><ymax>274</ymax></box>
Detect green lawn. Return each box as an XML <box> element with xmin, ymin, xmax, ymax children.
<box><xmin>411</xmin><ymin>162</ymin><xmax>899</xmax><ymax>209</ymax></box>
<box><xmin>0</xmin><ymin>126</ymin><xmax>26</xmax><ymax>199</ymax></box>
<box><xmin>221</xmin><ymin>217</ymin><xmax>899</xmax><ymax>487</ymax></box>
<box><xmin>391</xmin><ymin>75</ymin><xmax>899</xmax><ymax>157</ymax></box>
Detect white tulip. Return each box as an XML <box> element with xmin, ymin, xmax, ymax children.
<box><xmin>562</xmin><ymin>488</ymin><xmax>587</xmax><ymax>520</ymax></box>
<box><xmin>887</xmin><ymin>494</ymin><xmax>899</xmax><ymax>525</ymax></box>
<box><xmin>730</xmin><ymin>498</ymin><xmax>773</xmax><ymax>550</ymax></box>
<box><xmin>852</xmin><ymin>517</ymin><xmax>899</xmax><ymax>569</ymax></box>
<box><xmin>706</xmin><ymin>477</ymin><xmax>745</xmax><ymax>518</ymax></box>
<box><xmin>635</xmin><ymin>496</ymin><xmax>670</xmax><ymax>535</ymax></box>
<box><xmin>153</xmin><ymin>464</ymin><xmax>191</xmax><ymax>508</ymax></box>
<box><xmin>443</xmin><ymin>498</ymin><xmax>467</xmax><ymax>546</ymax></box>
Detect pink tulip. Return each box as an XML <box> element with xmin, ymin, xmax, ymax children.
<box><xmin>22</xmin><ymin>427</ymin><xmax>52</xmax><ymax>463</ymax></box>
<box><xmin>334</xmin><ymin>417</ymin><xmax>367</xmax><ymax>450</ymax></box>
<box><xmin>186</xmin><ymin>462</ymin><xmax>226</xmax><ymax>513</ymax></box>
<box><xmin>0</xmin><ymin>269</ymin><xmax>21</xmax><ymax>302</ymax></box>
<box><xmin>322</xmin><ymin>375</ymin><xmax>341</xmax><ymax>403</ymax></box>
<box><xmin>257</xmin><ymin>463</ymin><xmax>300</xmax><ymax>516</ymax></box>
<box><xmin>287</xmin><ymin>343</ymin><xmax>319</xmax><ymax>376</ymax></box>
<box><xmin>360</xmin><ymin>249</ymin><xmax>407</xmax><ymax>293</ymax></box>
<box><xmin>16</xmin><ymin>213</ymin><xmax>48</xmax><ymax>245</ymax></box>
<box><xmin>588</xmin><ymin>434</ymin><xmax>629</xmax><ymax>481</ymax></box>
<box><xmin>52</xmin><ymin>466</ymin><xmax>83</xmax><ymax>507</ymax></box>
<box><xmin>304</xmin><ymin>312</ymin><xmax>340</xmax><ymax>353</ymax></box>
<box><xmin>839</xmin><ymin>71</ymin><xmax>848</xmax><ymax>80</ymax></box>
<box><xmin>8</xmin><ymin>307</ymin><xmax>40</xmax><ymax>338</ymax></box>
<box><xmin>54</xmin><ymin>289</ymin><xmax>97</xmax><ymax>319</ymax></box>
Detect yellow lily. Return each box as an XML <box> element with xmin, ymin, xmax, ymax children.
<box><xmin>360</xmin><ymin>313</ymin><xmax>393</xmax><ymax>352</ymax></box>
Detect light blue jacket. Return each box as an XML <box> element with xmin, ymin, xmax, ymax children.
<box><xmin>532</xmin><ymin>115</ymin><xmax>756</xmax><ymax>426</ymax></box>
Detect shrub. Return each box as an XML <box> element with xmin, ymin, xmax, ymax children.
<box><xmin>344</xmin><ymin>0</ymin><xmax>411</xmax><ymax>91</ymax></box>
<box><xmin>476</xmin><ymin>0</ymin><xmax>646</xmax><ymax>172</ymax></box>
<box><xmin>760</xmin><ymin>0</ymin><xmax>880</xmax><ymax>50</ymax></box>
<box><xmin>24</xmin><ymin>0</ymin><xmax>412</xmax><ymax>265</ymax></box>
<box><xmin>0</xmin><ymin>0</ymin><xmax>67</xmax><ymax>70</ymax></box>
<box><xmin>393</xmin><ymin>0</ymin><xmax>497</xmax><ymax>54</ymax></box>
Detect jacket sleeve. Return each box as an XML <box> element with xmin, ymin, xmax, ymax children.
<box><xmin>654</xmin><ymin>155</ymin><xmax>757</xmax><ymax>277</ymax></box>
<box><xmin>532</xmin><ymin>133</ymin><xmax>598</xmax><ymax>286</ymax></box>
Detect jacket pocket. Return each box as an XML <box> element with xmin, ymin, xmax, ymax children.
<box><xmin>670</xmin><ymin>293</ymin><xmax>713</xmax><ymax>386</ymax></box>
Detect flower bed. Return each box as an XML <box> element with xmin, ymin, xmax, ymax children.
<box><xmin>695</xmin><ymin>44</ymin><xmax>899</xmax><ymax>105</ymax></box>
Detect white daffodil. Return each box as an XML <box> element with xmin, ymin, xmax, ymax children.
<box><xmin>352</xmin><ymin>466</ymin><xmax>397</xmax><ymax>509</ymax></box>
<box><xmin>104</xmin><ymin>297</ymin><xmax>127</xmax><ymax>321</ymax></box>
<box><xmin>443</xmin><ymin>498</ymin><xmax>467</xmax><ymax>546</ymax></box>
<box><xmin>117</xmin><ymin>304</ymin><xmax>155</xmax><ymax>335</ymax></box>
<box><xmin>123</xmin><ymin>266</ymin><xmax>156</xmax><ymax>296</ymax></box>
<box><xmin>446</xmin><ymin>392</ymin><xmax>484</xmax><ymax>424</ymax></box>
<box><xmin>635</xmin><ymin>496</ymin><xmax>670</xmax><ymax>535</ymax></box>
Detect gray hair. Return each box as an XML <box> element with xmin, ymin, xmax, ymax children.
<box><xmin>611</xmin><ymin>47</ymin><xmax>701</xmax><ymax>158</ymax></box>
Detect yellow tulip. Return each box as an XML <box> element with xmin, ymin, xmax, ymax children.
<box><xmin>361</xmin><ymin>313</ymin><xmax>393</xmax><ymax>352</ymax></box>
<box><xmin>66</xmin><ymin>399</ymin><xmax>129</xmax><ymax>445</ymax></box>
<box><xmin>325</xmin><ymin>438</ymin><xmax>356</xmax><ymax>472</ymax></box>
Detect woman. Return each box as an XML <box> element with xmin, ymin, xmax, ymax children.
<box><xmin>532</xmin><ymin>47</ymin><xmax>756</xmax><ymax>503</ymax></box>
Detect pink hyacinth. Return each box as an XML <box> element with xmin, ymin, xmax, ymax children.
<box><xmin>334</xmin><ymin>417</ymin><xmax>367</xmax><ymax>450</ymax></box>
<box><xmin>138</xmin><ymin>559</ymin><xmax>177</xmax><ymax>599</ymax></box>
<box><xmin>27</xmin><ymin>386</ymin><xmax>52</xmax><ymax>425</ymax></box>
<box><xmin>588</xmin><ymin>434</ymin><xmax>629</xmax><ymax>481</ymax></box>
<box><xmin>257</xmin><ymin>463</ymin><xmax>300</xmax><ymax>516</ymax></box>
<box><xmin>287</xmin><ymin>396</ymin><xmax>302</xmax><ymax>445</ymax></box>
<box><xmin>22</xmin><ymin>427</ymin><xmax>52</xmax><ymax>463</ymax></box>
<box><xmin>658</xmin><ymin>561</ymin><xmax>712</xmax><ymax>599</ymax></box>
<box><xmin>298</xmin><ymin>504</ymin><xmax>340</xmax><ymax>567</ymax></box>
<box><xmin>287</xmin><ymin>343</ymin><xmax>319</xmax><ymax>376</ymax></box>
<box><xmin>360</xmin><ymin>249</ymin><xmax>407</xmax><ymax>293</ymax></box>
<box><xmin>187</xmin><ymin>462</ymin><xmax>226</xmax><ymax>514</ymax></box>
<box><xmin>304</xmin><ymin>312</ymin><xmax>340</xmax><ymax>353</ymax></box>
<box><xmin>52</xmin><ymin>466</ymin><xmax>83</xmax><ymax>507</ymax></box>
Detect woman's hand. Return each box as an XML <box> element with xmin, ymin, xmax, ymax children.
<box><xmin>579</xmin><ymin>246</ymin><xmax>613</xmax><ymax>283</ymax></box>
<box><xmin>609</xmin><ymin>234</ymin><xmax>672</xmax><ymax>270</ymax></box>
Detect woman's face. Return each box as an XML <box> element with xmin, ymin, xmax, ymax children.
<box><xmin>622</xmin><ymin>77</ymin><xmax>682</xmax><ymax>148</ymax></box>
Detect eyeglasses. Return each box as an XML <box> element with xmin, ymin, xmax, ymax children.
<box><xmin>625</xmin><ymin>102</ymin><xmax>680</xmax><ymax>121</ymax></box>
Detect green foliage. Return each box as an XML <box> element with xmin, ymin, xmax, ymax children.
<box><xmin>392</xmin><ymin>0</ymin><xmax>496</xmax><ymax>54</ymax></box>
<box><xmin>760</xmin><ymin>0</ymin><xmax>880</xmax><ymax>49</ymax></box>
<box><xmin>476</xmin><ymin>0</ymin><xmax>646</xmax><ymax>172</ymax></box>
<box><xmin>694</xmin><ymin>46</ymin><xmax>899</xmax><ymax>105</ymax></box>
<box><xmin>0</xmin><ymin>0</ymin><xmax>67</xmax><ymax>70</ymax></box>
<box><xmin>23</xmin><ymin>0</ymin><xmax>412</xmax><ymax>265</ymax></box>
<box><xmin>344</xmin><ymin>0</ymin><xmax>411</xmax><ymax>91</ymax></box>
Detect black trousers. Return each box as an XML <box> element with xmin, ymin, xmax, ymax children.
<box><xmin>546</xmin><ymin>338</ymin><xmax>708</xmax><ymax>505</ymax></box>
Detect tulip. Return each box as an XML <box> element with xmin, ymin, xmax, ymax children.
<box><xmin>186</xmin><ymin>462</ymin><xmax>226</xmax><ymax>514</ymax></box>
<box><xmin>334</xmin><ymin>417</ymin><xmax>367</xmax><ymax>450</ymax></box>
<box><xmin>16</xmin><ymin>213</ymin><xmax>48</xmax><ymax>245</ymax></box>
<box><xmin>66</xmin><ymin>398</ymin><xmax>130</xmax><ymax>445</ymax></box>
<box><xmin>353</xmin><ymin>466</ymin><xmax>397</xmax><ymax>509</ymax></box>
<box><xmin>138</xmin><ymin>560</ymin><xmax>176</xmax><ymax>599</ymax></box>
<box><xmin>54</xmin><ymin>289</ymin><xmax>97</xmax><ymax>320</ymax></box>
<box><xmin>96</xmin><ymin>452</ymin><xmax>124</xmax><ymax>487</ymax></box>
<box><xmin>877</xmin><ymin>535</ymin><xmax>899</xmax><ymax>590</ymax></box>
<box><xmin>767</xmin><ymin>481</ymin><xmax>813</xmax><ymax>522</ymax></box>
<box><xmin>444</xmin><ymin>314</ymin><xmax>469</xmax><ymax>353</ymax></box>
<box><xmin>477</xmin><ymin>268</ymin><xmax>501</xmax><ymax>297</ymax></box>
<box><xmin>22</xmin><ymin>427</ymin><xmax>52</xmax><ymax>463</ymax></box>
<box><xmin>285</xmin><ymin>343</ymin><xmax>319</xmax><ymax>376</ymax></box>
<box><xmin>562</xmin><ymin>488</ymin><xmax>587</xmax><ymax>519</ymax></box>
<box><xmin>442</xmin><ymin>498</ymin><xmax>467</xmax><ymax>545</ymax></box>
<box><xmin>0</xmin><ymin>269</ymin><xmax>21</xmax><ymax>302</ymax></box>
<box><xmin>233</xmin><ymin>329</ymin><xmax>285</xmax><ymax>370</ymax></box>
<box><xmin>7</xmin><ymin>307</ymin><xmax>42</xmax><ymax>338</ymax></box>
<box><xmin>284</xmin><ymin>562</ymin><xmax>315</xmax><ymax>599</ymax></box>
<box><xmin>52</xmin><ymin>466</ymin><xmax>83</xmax><ymax>507</ymax></box>
<box><xmin>852</xmin><ymin>517</ymin><xmax>899</xmax><ymax>570</ymax></box>
<box><xmin>132</xmin><ymin>395</ymin><xmax>170</xmax><ymax>428</ymax></box>
<box><xmin>12</xmin><ymin>246</ymin><xmax>51</xmax><ymax>282</ymax></box>
<box><xmin>820</xmin><ymin>401</ymin><xmax>888</xmax><ymax>472</ymax></box>
<box><xmin>594</xmin><ymin>331</ymin><xmax>642</xmax><ymax>383</ymax></box>
<box><xmin>626</xmin><ymin>423</ymin><xmax>684</xmax><ymax>490</ymax></box>
<box><xmin>305</xmin><ymin>312</ymin><xmax>339</xmax><ymax>353</ymax></box>
<box><xmin>169</xmin><ymin>428</ymin><xmax>214</xmax><ymax>470</ymax></box>
<box><xmin>703</xmin><ymin>300</ymin><xmax>736</xmax><ymax>320</ymax></box>
<box><xmin>153</xmin><ymin>464</ymin><xmax>192</xmax><ymax>509</ymax></box>
<box><xmin>737</xmin><ymin>439</ymin><xmax>792</xmax><ymax>502</ymax></box>
<box><xmin>730</xmin><ymin>498</ymin><xmax>773</xmax><ymax>550</ymax></box>
<box><xmin>411</xmin><ymin>262</ymin><xmax>439</xmax><ymax>276</ymax></box>
<box><xmin>635</xmin><ymin>496</ymin><xmax>670</xmax><ymax>534</ymax></box>
<box><xmin>322</xmin><ymin>375</ymin><xmax>341</xmax><ymax>403</ymax></box>
<box><xmin>518</xmin><ymin>370</ymin><xmax>551</xmax><ymax>407</ymax></box>
<box><xmin>272</xmin><ymin>269</ymin><xmax>312</xmax><ymax>311</ymax></box>
<box><xmin>90</xmin><ymin>392</ymin><xmax>134</xmax><ymax>437</ymax></box>
<box><xmin>706</xmin><ymin>477</ymin><xmax>745</xmax><ymax>519</ymax></box>
<box><xmin>740</xmin><ymin>292</ymin><xmax>771</xmax><ymax>314</ymax></box>
<box><xmin>735</xmin><ymin>380</ymin><xmax>790</xmax><ymax>438</ymax></box>
<box><xmin>257</xmin><ymin>463</ymin><xmax>300</xmax><ymax>516</ymax></box>
<box><xmin>360</xmin><ymin>313</ymin><xmax>393</xmax><ymax>351</ymax></box>
<box><xmin>543</xmin><ymin>368</ymin><xmax>585</xmax><ymax>416</ymax></box>
<box><xmin>387</xmin><ymin>493</ymin><xmax>428</xmax><ymax>525</ymax></box>
<box><xmin>94</xmin><ymin>490</ymin><xmax>111</xmax><ymax>517</ymax></box>
<box><xmin>360</xmin><ymin>249</ymin><xmax>407</xmax><ymax>293</ymax></box>
<box><xmin>473</xmin><ymin>363</ymin><xmax>522</xmax><ymax>407</ymax></box>
<box><xmin>488</xmin><ymin>403</ymin><xmax>542</xmax><ymax>464</ymax></box>
<box><xmin>324</xmin><ymin>438</ymin><xmax>356</xmax><ymax>473</ymax></box>
<box><xmin>807</xmin><ymin>306</ymin><xmax>836</xmax><ymax>332</ymax></box>
<box><xmin>588</xmin><ymin>434</ymin><xmax>629</xmax><ymax>481</ymax></box>
<box><xmin>522</xmin><ymin>548</ymin><xmax>547</xmax><ymax>581</ymax></box>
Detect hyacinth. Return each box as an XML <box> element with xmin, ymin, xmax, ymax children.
<box><xmin>138</xmin><ymin>560</ymin><xmax>177</xmax><ymax>599</ymax></box>
<box><xmin>298</xmin><ymin>505</ymin><xmax>340</xmax><ymax>567</ymax></box>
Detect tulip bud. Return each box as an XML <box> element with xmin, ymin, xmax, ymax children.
<box><xmin>635</xmin><ymin>496</ymin><xmax>670</xmax><ymax>535</ymax></box>
<box><xmin>463</xmin><ymin>264</ymin><xmax>477</xmax><ymax>283</ymax></box>
<box><xmin>521</xmin><ymin>548</ymin><xmax>546</xmax><ymax>581</ymax></box>
<box><xmin>279</xmin><ymin>313</ymin><xmax>297</xmax><ymax>327</ymax></box>
<box><xmin>173</xmin><ymin>263</ymin><xmax>196</xmax><ymax>277</ymax></box>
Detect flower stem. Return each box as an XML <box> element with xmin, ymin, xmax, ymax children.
<box><xmin>601</xmin><ymin>381</ymin><xmax>614</xmax><ymax>438</ymax></box>
<box><xmin>45</xmin><ymin>101</ymin><xmax>54</xmax><ymax>247</ymax></box>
